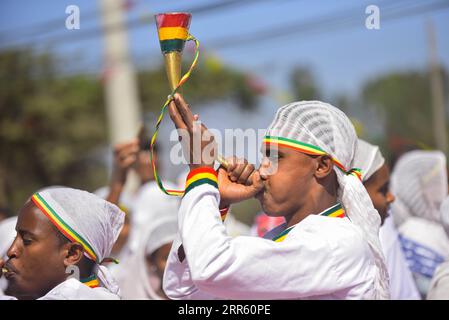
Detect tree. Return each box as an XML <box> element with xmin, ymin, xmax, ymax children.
<box><xmin>290</xmin><ymin>67</ymin><xmax>321</xmax><ymax>101</ymax></box>
<box><xmin>361</xmin><ymin>69</ymin><xmax>449</xmax><ymax>162</ymax></box>
<box><xmin>0</xmin><ymin>49</ymin><xmax>108</xmax><ymax>211</ymax></box>
<box><xmin>0</xmin><ymin>49</ymin><xmax>260</xmax><ymax>211</ymax></box>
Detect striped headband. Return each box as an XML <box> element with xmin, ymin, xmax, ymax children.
<box><xmin>263</xmin><ymin>135</ymin><xmax>362</xmax><ymax>180</ymax></box>
<box><xmin>31</xmin><ymin>192</ymin><xmax>99</xmax><ymax>263</ymax></box>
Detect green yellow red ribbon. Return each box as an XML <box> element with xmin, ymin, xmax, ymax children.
<box><xmin>150</xmin><ymin>35</ymin><xmax>200</xmax><ymax>196</ymax></box>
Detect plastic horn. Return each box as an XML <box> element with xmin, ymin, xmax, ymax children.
<box><xmin>155</xmin><ymin>12</ymin><xmax>228</xmax><ymax>169</ymax></box>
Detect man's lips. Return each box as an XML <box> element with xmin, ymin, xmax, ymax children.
<box><xmin>4</xmin><ymin>261</ymin><xmax>18</xmax><ymax>276</ymax></box>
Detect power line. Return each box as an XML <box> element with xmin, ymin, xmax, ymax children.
<box><xmin>55</xmin><ymin>0</ymin><xmax>449</xmax><ymax>77</ymax></box>
<box><xmin>5</xmin><ymin>0</ymin><xmax>448</xmax><ymax>78</ymax></box>
<box><xmin>0</xmin><ymin>0</ymin><xmax>282</xmax><ymax>51</ymax></box>
<box><xmin>207</xmin><ymin>0</ymin><xmax>449</xmax><ymax>50</ymax></box>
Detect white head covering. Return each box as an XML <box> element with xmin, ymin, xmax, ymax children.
<box><xmin>32</xmin><ymin>187</ymin><xmax>125</xmax><ymax>295</ymax></box>
<box><xmin>439</xmin><ymin>196</ymin><xmax>449</xmax><ymax>239</ymax></box>
<box><xmin>115</xmin><ymin>184</ymin><xmax>178</xmax><ymax>300</ymax></box>
<box><xmin>265</xmin><ymin>100</ymin><xmax>389</xmax><ymax>299</ymax></box>
<box><xmin>94</xmin><ymin>186</ymin><xmax>134</xmax><ymax>214</ymax></box>
<box><xmin>390</xmin><ymin>150</ymin><xmax>448</xmax><ymax>225</ymax></box>
<box><xmin>353</xmin><ymin>139</ymin><xmax>385</xmax><ymax>182</ymax></box>
<box><xmin>115</xmin><ymin>217</ymin><xmax>177</xmax><ymax>300</ymax></box>
<box><xmin>0</xmin><ymin>216</ymin><xmax>17</xmax><ymax>259</ymax></box>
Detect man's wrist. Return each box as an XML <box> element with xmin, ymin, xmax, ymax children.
<box><xmin>184</xmin><ymin>166</ymin><xmax>218</xmax><ymax>196</ymax></box>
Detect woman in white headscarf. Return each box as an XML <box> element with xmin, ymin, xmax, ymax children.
<box><xmin>353</xmin><ymin>139</ymin><xmax>420</xmax><ymax>299</ymax></box>
<box><xmin>1</xmin><ymin>187</ymin><xmax>124</xmax><ymax>300</ymax></box>
<box><xmin>390</xmin><ymin>150</ymin><xmax>449</xmax><ymax>297</ymax></box>
<box><xmin>427</xmin><ymin>196</ymin><xmax>449</xmax><ymax>299</ymax></box>
<box><xmin>163</xmin><ymin>95</ymin><xmax>389</xmax><ymax>299</ymax></box>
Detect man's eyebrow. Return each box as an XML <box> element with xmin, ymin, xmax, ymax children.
<box><xmin>17</xmin><ymin>228</ymin><xmax>35</xmax><ymax>237</ymax></box>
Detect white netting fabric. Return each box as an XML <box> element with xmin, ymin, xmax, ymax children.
<box><xmin>390</xmin><ymin>150</ymin><xmax>447</xmax><ymax>225</ymax></box>
<box><xmin>265</xmin><ymin>100</ymin><xmax>389</xmax><ymax>299</ymax></box>
<box><xmin>353</xmin><ymin>139</ymin><xmax>385</xmax><ymax>182</ymax></box>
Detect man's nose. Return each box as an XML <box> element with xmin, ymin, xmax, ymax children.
<box><xmin>6</xmin><ymin>235</ymin><xmax>20</xmax><ymax>259</ymax></box>
<box><xmin>387</xmin><ymin>191</ymin><xmax>395</xmax><ymax>204</ymax></box>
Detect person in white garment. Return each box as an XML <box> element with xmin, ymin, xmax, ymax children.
<box><xmin>115</xmin><ymin>208</ymin><xmax>178</xmax><ymax>299</ymax></box>
<box><xmin>112</xmin><ymin>179</ymin><xmax>179</xmax><ymax>300</ymax></box>
<box><xmin>177</xmin><ymin>169</ymin><xmax>251</xmax><ymax>238</ymax></box>
<box><xmin>163</xmin><ymin>94</ymin><xmax>389</xmax><ymax>300</ymax></box>
<box><xmin>96</xmin><ymin>131</ymin><xmax>181</xmax><ymax>299</ymax></box>
<box><xmin>0</xmin><ymin>187</ymin><xmax>124</xmax><ymax>300</ymax></box>
<box><xmin>0</xmin><ymin>216</ymin><xmax>17</xmax><ymax>296</ymax></box>
<box><xmin>427</xmin><ymin>196</ymin><xmax>449</xmax><ymax>300</ymax></box>
<box><xmin>353</xmin><ymin>139</ymin><xmax>420</xmax><ymax>299</ymax></box>
<box><xmin>390</xmin><ymin>150</ymin><xmax>449</xmax><ymax>297</ymax></box>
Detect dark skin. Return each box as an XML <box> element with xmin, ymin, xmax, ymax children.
<box><xmin>0</xmin><ymin>200</ymin><xmax>93</xmax><ymax>300</ymax></box>
<box><xmin>364</xmin><ymin>164</ymin><xmax>395</xmax><ymax>225</ymax></box>
<box><xmin>106</xmin><ymin>139</ymin><xmax>139</xmax><ymax>206</ymax></box>
<box><xmin>133</xmin><ymin>149</ymin><xmax>157</xmax><ymax>184</ymax></box>
<box><xmin>168</xmin><ymin>94</ymin><xmax>339</xmax><ymax>228</ymax></box>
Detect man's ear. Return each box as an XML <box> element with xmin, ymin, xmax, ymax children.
<box><xmin>314</xmin><ymin>155</ymin><xmax>334</xmax><ymax>179</ymax></box>
<box><xmin>63</xmin><ymin>243</ymin><xmax>84</xmax><ymax>267</ymax></box>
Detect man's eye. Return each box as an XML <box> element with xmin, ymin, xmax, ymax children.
<box><xmin>23</xmin><ymin>239</ymin><xmax>32</xmax><ymax>245</ymax></box>
<box><xmin>379</xmin><ymin>186</ymin><xmax>388</xmax><ymax>196</ymax></box>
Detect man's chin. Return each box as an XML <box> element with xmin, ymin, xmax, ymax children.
<box><xmin>5</xmin><ymin>280</ymin><xmax>35</xmax><ymax>300</ymax></box>
<box><xmin>256</xmin><ymin>193</ymin><xmax>277</xmax><ymax>217</ymax></box>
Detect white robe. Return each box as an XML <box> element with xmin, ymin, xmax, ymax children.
<box><xmin>379</xmin><ymin>216</ymin><xmax>420</xmax><ymax>299</ymax></box>
<box><xmin>163</xmin><ymin>184</ymin><xmax>380</xmax><ymax>300</ymax></box>
<box><xmin>398</xmin><ymin>217</ymin><xmax>449</xmax><ymax>296</ymax></box>
<box><xmin>427</xmin><ymin>261</ymin><xmax>449</xmax><ymax>300</ymax></box>
<box><xmin>1</xmin><ymin>278</ymin><xmax>120</xmax><ymax>300</ymax></box>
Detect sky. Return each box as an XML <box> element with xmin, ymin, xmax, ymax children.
<box><xmin>1</xmin><ymin>0</ymin><xmax>449</xmax><ymax>178</ymax></box>
<box><xmin>1</xmin><ymin>0</ymin><xmax>448</xmax><ymax>97</ymax></box>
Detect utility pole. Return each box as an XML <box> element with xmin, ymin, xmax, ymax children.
<box><xmin>99</xmin><ymin>0</ymin><xmax>141</xmax><ymax>192</ymax></box>
<box><xmin>427</xmin><ymin>20</ymin><xmax>447</xmax><ymax>153</ymax></box>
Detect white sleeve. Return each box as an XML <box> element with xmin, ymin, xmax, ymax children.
<box><xmin>163</xmin><ymin>233</ymin><xmax>218</xmax><ymax>300</ymax></box>
<box><xmin>177</xmin><ymin>182</ymin><xmax>369</xmax><ymax>299</ymax></box>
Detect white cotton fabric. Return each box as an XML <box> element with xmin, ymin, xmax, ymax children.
<box><xmin>37</xmin><ymin>187</ymin><xmax>125</xmax><ymax>296</ymax></box>
<box><xmin>379</xmin><ymin>215</ymin><xmax>420</xmax><ymax>299</ymax></box>
<box><xmin>390</xmin><ymin>150</ymin><xmax>448</xmax><ymax>225</ymax></box>
<box><xmin>0</xmin><ymin>216</ymin><xmax>17</xmax><ymax>259</ymax></box>
<box><xmin>164</xmin><ymin>101</ymin><xmax>388</xmax><ymax>300</ymax></box>
<box><xmin>94</xmin><ymin>186</ymin><xmax>135</xmax><ymax>213</ymax></box>
<box><xmin>439</xmin><ymin>196</ymin><xmax>449</xmax><ymax>238</ymax></box>
<box><xmin>353</xmin><ymin>139</ymin><xmax>385</xmax><ymax>182</ymax></box>
<box><xmin>114</xmin><ymin>180</ymin><xmax>180</xmax><ymax>299</ymax></box>
<box><xmin>1</xmin><ymin>278</ymin><xmax>120</xmax><ymax>300</ymax></box>
<box><xmin>264</xmin><ymin>101</ymin><xmax>389</xmax><ymax>299</ymax></box>
<box><xmin>164</xmin><ymin>185</ymin><xmax>380</xmax><ymax>299</ymax></box>
<box><xmin>427</xmin><ymin>261</ymin><xmax>449</xmax><ymax>300</ymax></box>
<box><xmin>0</xmin><ymin>216</ymin><xmax>17</xmax><ymax>296</ymax></box>
<box><xmin>352</xmin><ymin>140</ymin><xmax>419</xmax><ymax>299</ymax></box>
<box><xmin>177</xmin><ymin>170</ymin><xmax>251</xmax><ymax>238</ymax></box>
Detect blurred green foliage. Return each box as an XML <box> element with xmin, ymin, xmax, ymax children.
<box><xmin>362</xmin><ymin>68</ymin><xmax>449</xmax><ymax>164</ymax></box>
<box><xmin>0</xmin><ymin>49</ymin><xmax>259</xmax><ymax>212</ymax></box>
